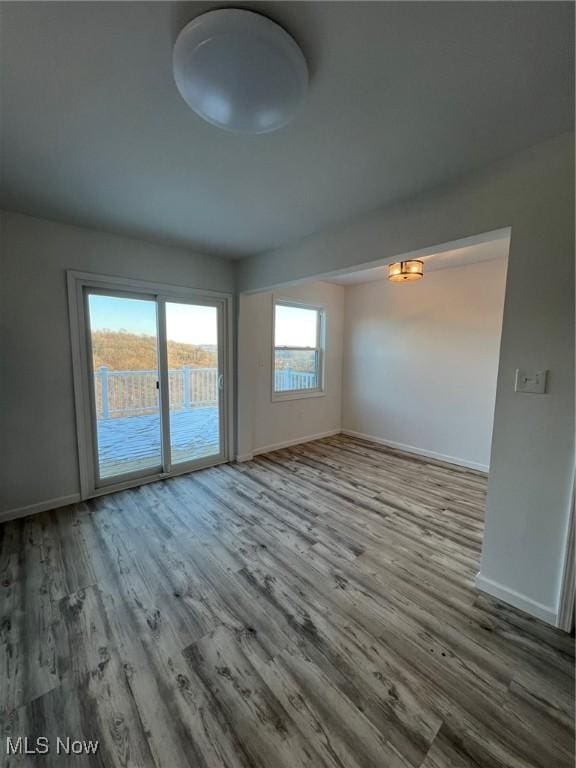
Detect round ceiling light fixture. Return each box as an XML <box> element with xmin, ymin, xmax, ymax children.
<box><xmin>173</xmin><ymin>9</ymin><xmax>309</xmax><ymax>134</ymax></box>
<box><xmin>388</xmin><ymin>260</ymin><xmax>424</xmax><ymax>282</ymax></box>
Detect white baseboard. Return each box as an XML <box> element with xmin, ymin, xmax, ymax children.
<box><xmin>341</xmin><ymin>429</ymin><xmax>489</xmax><ymax>473</ymax></box>
<box><xmin>475</xmin><ymin>572</ymin><xmax>558</xmax><ymax>626</ymax></box>
<box><xmin>235</xmin><ymin>452</ymin><xmax>254</xmax><ymax>463</ymax></box>
<box><xmin>236</xmin><ymin>428</ymin><xmax>341</xmax><ymax>463</ymax></box>
<box><xmin>0</xmin><ymin>493</ymin><xmax>82</xmax><ymax>524</ymax></box>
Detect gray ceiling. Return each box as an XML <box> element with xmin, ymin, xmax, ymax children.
<box><xmin>327</xmin><ymin>236</ymin><xmax>511</xmax><ymax>285</ymax></box>
<box><xmin>1</xmin><ymin>2</ymin><xmax>573</xmax><ymax>258</ymax></box>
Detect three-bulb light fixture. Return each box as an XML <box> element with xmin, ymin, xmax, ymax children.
<box><xmin>388</xmin><ymin>260</ymin><xmax>424</xmax><ymax>283</ymax></box>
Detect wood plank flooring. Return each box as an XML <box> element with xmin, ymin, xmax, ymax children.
<box><xmin>0</xmin><ymin>435</ymin><xmax>573</xmax><ymax>767</ymax></box>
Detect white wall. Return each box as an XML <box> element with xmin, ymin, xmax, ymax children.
<box><xmin>2</xmin><ymin>135</ymin><xmax>573</xmax><ymax>628</ymax></box>
<box><xmin>342</xmin><ymin>257</ymin><xmax>508</xmax><ymax>471</ymax></box>
<box><xmin>237</xmin><ymin>281</ymin><xmax>344</xmax><ymax>459</ymax></box>
<box><xmin>237</xmin><ymin>134</ymin><xmax>575</xmax><ymax>626</ymax></box>
<box><xmin>0</xmin><ymin>210</ymin><xmax>235</xmax><ymax>517</ymax></box>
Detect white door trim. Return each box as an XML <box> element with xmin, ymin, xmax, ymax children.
<box><xmin>157</xmin><ymin>296</ymin><xmax>172</xmax><ymax>475</ymax></box>
<box><xmin>67</xmin><ymin>270</ymin><xmax>234</xmax><ymax>500</ymax></box>
<box><xmin>556</xmin><ymin>479</ymin><xmax>575</xmax><ymax>631</ymax></box>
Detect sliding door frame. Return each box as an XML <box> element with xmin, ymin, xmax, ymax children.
<box><xmin>67</xmin><ymin>270</ymin><xmax>234</xmax><ymax>500</ymax></box>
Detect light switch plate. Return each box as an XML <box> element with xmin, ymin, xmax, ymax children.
<box><xmin>514</xmin><ymin>368</ymin><xmax>547</xmax><ymax>394</ymax></box>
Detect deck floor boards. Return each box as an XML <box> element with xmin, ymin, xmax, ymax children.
<box><xmin>96</xmin><ymin>406</ymin><xmax>220</xmax><ymax>476</ymax></box>
<box><xmin>0</xmin><ymin>435</ymin><xmax>573</xmax><ymax>767</ymax></box>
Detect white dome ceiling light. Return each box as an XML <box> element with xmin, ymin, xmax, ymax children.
<box><xmin>173</xmin><ymin>9</ymin><xmax>309</xmax><ymax>134</ymax></box>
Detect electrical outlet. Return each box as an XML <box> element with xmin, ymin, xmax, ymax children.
<box><xmin>514</xmin><ymin>369</ymin><xmax>547</xmax><ymax>394</ymax></box>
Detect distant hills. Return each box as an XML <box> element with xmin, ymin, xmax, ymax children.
<box><xmin>91</xmin><ymin>330</ymin><xmax>217</xmax><ymax>370</ymax></box>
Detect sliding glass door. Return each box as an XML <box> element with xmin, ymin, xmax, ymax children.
<box><xmin>84</xmin><ymin>288</ymin><xmax>227</xmax><ymax>488</ymax></box>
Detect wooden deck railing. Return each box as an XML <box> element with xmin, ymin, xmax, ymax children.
<box><xmin>94</xmin><ymin>367</ymin><xmax>318</xmax><ymax>419</ymax></box>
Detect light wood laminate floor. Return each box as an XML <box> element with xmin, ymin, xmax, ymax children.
<box><xmin>0</xmin><ymin>435</ymin><xmax>574</xmax><ymax>767</ymax></box>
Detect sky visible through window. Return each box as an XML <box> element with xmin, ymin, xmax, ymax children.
<box><xmin>275</xmin><ymin>304</ymin><xmax>318</xmax><ymax>347</ymax></box>
<box><xmin>88</xmin><ymin>295</ymin><xmax>218</xmax><ymax>345</ymax></box>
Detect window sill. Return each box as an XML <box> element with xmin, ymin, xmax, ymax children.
<box><xmin>271</xmin><ymin>389</ymin><xmax>326</xmax><ymax>403</ymax></box>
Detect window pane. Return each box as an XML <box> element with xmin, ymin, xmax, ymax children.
<box><xmin>274</xmin><ymin>349</ymin><xmax>319</xmax><ymax>392</ymax></box>
<box><xmin>88</xmin><ymin>293</ymin><xmax>162</xmax><ymax>479</ymax></box>
<box><xmin>275</xmin><ymin>305</ymin><xmax>318</xmax><ymax>347</ymax></box>
<box><xmin>166</xmin><ymin>302</ymin><xmax>221</xmax><ymax>465</ymax></box>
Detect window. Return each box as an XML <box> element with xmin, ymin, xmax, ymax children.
<box><xmin>273</xmin><ymin>300</ymin><xmax>325</xmax><ymax>399</ymax></box>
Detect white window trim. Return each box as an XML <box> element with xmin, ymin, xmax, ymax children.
<box><xmin>271</xmin><ymin>296</ymin><xmax>326</xmax><ymax>402</ymax></box>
